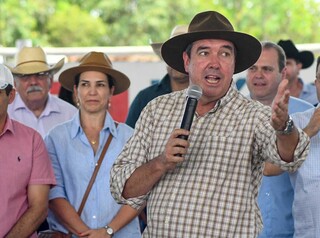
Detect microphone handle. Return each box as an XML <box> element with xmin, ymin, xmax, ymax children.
<box><xmin>178</xmin><ymin>97</ymin><xmax>198</xmax><ymax>140</ymax></box>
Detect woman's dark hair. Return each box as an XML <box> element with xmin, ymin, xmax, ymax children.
<box><xmin>58</xmin><ymin>86</ymin><xmax>75</xmax><ymax>106</ymax></box>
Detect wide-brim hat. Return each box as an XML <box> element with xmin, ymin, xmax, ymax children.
<box><xmin>59</xmin><ymin>51</ymin><xmax>130</xmax><ymax>95</ymax></box>
<box><xmin>150</xmin><ymin>25</ymin><xmax>189</xmax><ymax>60</ymax></box>
<box><xmin>161</xmin><ymin>11</ymin><xmax>261</xmax><ymax>74</ymax></box>
<box><xmin>7</xmin><ymin>46</ymin><xmax>64</xmax><ymax>75</ymax></box>
<box><xmin>277</xmin><ymin>39</ymin><xmax>314</xmax><ymax>69</ymax></box>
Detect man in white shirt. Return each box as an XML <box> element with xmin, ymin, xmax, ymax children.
<box><xmin>7</xmin><ymin>46</ymin><xmax>77</xmax><ymax>137</ymax></box>
<box><xmin>290</xmin><ymin>56</ymin><xmax>320</xmax><ymax>237</ymax></box>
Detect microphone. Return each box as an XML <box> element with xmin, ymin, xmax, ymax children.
<box><xmin>178</xmin><ymin>84</ymin><xmax>202</xmax><ymax>140</ymax></box>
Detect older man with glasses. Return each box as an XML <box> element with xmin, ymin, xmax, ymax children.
<box><xmin>7</xmin><ymin>46</ymin><xmax>77</xmax><ymax>138</ymax></box>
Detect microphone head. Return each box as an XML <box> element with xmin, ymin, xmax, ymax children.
<box><xmin>187</xmin><ymin>84</ymin><xmax>202</xmax><ymax>100</ymax></box>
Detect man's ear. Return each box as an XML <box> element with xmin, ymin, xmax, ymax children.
<box><xmin>183</xmin><ymin>51</ymin><xmax>190</xmax><ymax>74</ymax></box>
<box><xmin>8</xmin><ymin>88</ymin><xmax>16</xmax><ymax>104</ymax></box>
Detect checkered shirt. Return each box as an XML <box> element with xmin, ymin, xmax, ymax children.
<box><xmin>110</xmin><ymin>86</ymin><xmax>309</xmax><ymax>238</ymax></box>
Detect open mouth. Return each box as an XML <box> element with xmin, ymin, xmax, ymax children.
<box><xmin>205</xmin><ymin>74</ymin><xmax>221</xmax><ymax>84</ymax></box>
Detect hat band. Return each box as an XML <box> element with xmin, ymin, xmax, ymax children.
<box><xmin>16</xmin><ymin>60</ymin><xmax>48</xmax><ymax>67</ymax></box>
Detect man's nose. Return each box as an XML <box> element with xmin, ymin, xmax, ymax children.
<box><xmin>208</xmin><ymin>55</ymin><xmax>220</xmax><ymax>69</ymax></box>
<box><xmin>28</xmin><ymin>75</ymin><xmax>39</xmax><ymax>84</ymax></box>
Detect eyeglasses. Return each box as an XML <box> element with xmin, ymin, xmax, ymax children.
<box><xmin>17</xmin><ymin>72</ymin><xmax>51</xmax><ymax>81</ymax></box>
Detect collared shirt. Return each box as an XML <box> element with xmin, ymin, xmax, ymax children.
<box><xmin>0</xmin><ymin>115</ymin><xmax>56</xmax><ymax>237</ymax></box>
<box><xmin>110</xmin><ymin>86</ymin><xmax>309</xmax><ymax>238</ymax></box>
<box><xmin>126</xmin><ymin>74</ymin><xmax>172</xmax><ymax>128</ymax></box>
<box><xmin>257</xmin><ymin>96</ymin><xmax>314</xmax><ymax>238</ymax></box>
<box><xmin>298</xmin><ymin>78</ymin><xmax>318</xmax><ymax>106</ymax></box>
<box><xmin>8</xmin><ymin>93</ymin><xmax>77</xmax><ymax>137</ymax></box>
<box><xmin>45</xmin><ymin>112</ymin><xmax>141</xmax><ymax>238</ymax></box>
<box><xmin>290</xmin><ymin>105</ymin><xmax>320</xmax><ymax>238</ymax></box>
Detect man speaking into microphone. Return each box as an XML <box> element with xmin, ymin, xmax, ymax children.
<box><xmin>110</xmin><ymin>11</ymin><xmax>309</xmax><ymax>238</ymax></box>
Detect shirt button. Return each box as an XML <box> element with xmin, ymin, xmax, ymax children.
<box><xmin>93</xmin><ymin>215</ymin><xmax>97</xmax><ymax>219</ymax></box>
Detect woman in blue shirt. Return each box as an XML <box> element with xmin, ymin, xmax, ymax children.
<box><xmin>44</xmin><ymin>52</ymin><xmax>141</xmax><ymax>238</ymax></box>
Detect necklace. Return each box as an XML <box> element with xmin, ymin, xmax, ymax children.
<box><xmin>90</xmin><ymin>140</ymin><xmax>97</xmax><ymax>145</ymax></box>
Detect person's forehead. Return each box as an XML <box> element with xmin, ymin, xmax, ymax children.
<box><xmin>79</xmin><ymin>71</ymin><xmax>108</xmax><ymax>79</ymax></box>
<box><xmin>79</xmin><ymin>73</ymin><xmax>109</xmax><ymax>83</ymax></box>
<box><xmin>192</xmin><ymin>38</ymin><xmax>235</xmax><ymax>49</ymax></box>
<box><xmin>257</xmin><ymin>48</ymin><xmax>278</xmax><ymax>64</ymax></box>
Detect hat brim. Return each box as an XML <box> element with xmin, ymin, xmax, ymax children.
<box><xmin>161</xmin><ymin>31</ymin><xmax>261</xmax><ymax>74</ymax></box>
<box><xmin>0</xmin><ymin>83</ymin><xmax>9</xmax><ymax>89</ymax></box>
<box><xmin>297</xmin><ymin>51</ymin><xmax>314</xmax><ymax>69</ymax></box>
<box><xmin>7</xmin><ymin>58</ymin><xmax>65</xmax><ymax>75</ymax></box>
<box><xmin>150</xmin><ymin>42</ymin><xmax>163</xmax><ymax>60</ymax></box>
<box><xmin>59</xmin><ymin>65</ymin><xmax>130</xmax><ymax>95</ymax></box>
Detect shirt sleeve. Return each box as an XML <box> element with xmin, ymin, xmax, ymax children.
<box><xmin>30</xmin><ymin>131</ymin><xmax>56</xmax><ymax>186</ymax></box>
<box><xmin>255</xmin><ymin>112</ymin><xmax>310</xmax><ymax>172</ymax></box>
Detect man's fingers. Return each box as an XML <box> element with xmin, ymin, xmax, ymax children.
<box><xmin>278</xmin><ymin>79</ymin><xmax>289</xmax><ymax>95</ymax></box>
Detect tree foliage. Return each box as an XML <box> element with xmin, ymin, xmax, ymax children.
<box><xmin>0</xmin><ymin>0</ymin><xmax>319</xmax><ymax>47</ymax></box>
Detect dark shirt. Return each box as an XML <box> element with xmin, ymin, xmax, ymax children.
<box><xmin>126</xmin><ymin>74</ymin><xmax>172</xmax><ymax>128</ymax></box>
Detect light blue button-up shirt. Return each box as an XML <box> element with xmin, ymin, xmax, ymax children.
<box><xmin>257</xmin><ymin>97</ymin><xmax>314</xmax><ymax>238</ymax></box>
<box><xmin>45</xmin><ymin>112</ymin><xmax>141</xmax><ymax>238</ymax></box>
<box><xmin>290</xmin><ymin>104</ymin><xmax>320</xmax><ymax>237</ymax></box>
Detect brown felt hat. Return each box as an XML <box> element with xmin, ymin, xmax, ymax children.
<box><xmin>59</xmin><ymin>52</ymin><xmax>130</xmax><ymax>95</ymax></box>
<box><xmin>161</xmin><ymin>11</ymin><xmax>261</xmax><ymax>74</ymax></box>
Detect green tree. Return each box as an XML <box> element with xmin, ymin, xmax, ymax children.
<box><xmin>0</xmin><ymin>0</ymin><xmax>320</xmax><ymax>47</ymax></box>
<box><xmin>47</xmin><ymin>2</ymin><xmax>107</xmax><ymax>46</ymax></box>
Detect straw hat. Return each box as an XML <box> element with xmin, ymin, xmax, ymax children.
<box><xmin>7</xmin><ymin>46</ymin><xmax>64</xmax><ymax>75</ymax></box>
<box><xmin>59</xmin><ymin>52</ymin><xmax>130</xmax><ymax>95</ymax></box>
<box><xmin>150</xmin><ymin>25</ymin><xmax>188</xmax><ymax>60</ymax></box>
<box><xmin>278</xmin><ymin>39</ymin><xmax>314</xmax><ymax>69</ymax></box>
<box><xmin>161</xmin><ymin>11</ymin><xmax>261</xmax><ymax>74</ymax></box>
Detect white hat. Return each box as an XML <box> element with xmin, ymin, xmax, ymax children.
<box><xmin>0</xmin><ymin>64</ymin><xmax>14</xmax><ymax>89</ymax></box>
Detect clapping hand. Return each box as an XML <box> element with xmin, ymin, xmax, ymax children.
<box><xmin>271</xmin><ymin>79</ymin><xmax>290</xmax><ymax>131</ymax></box>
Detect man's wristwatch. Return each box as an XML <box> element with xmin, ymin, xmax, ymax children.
<box><xmin>276</xmin><ymin>116</ymin><xmax>294</xmax><ymax>135</ymax></box>
<box><xmin>104</xmin><ymin>225</ymin><xmax>114</xmax><ymax>236</ymax></box>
